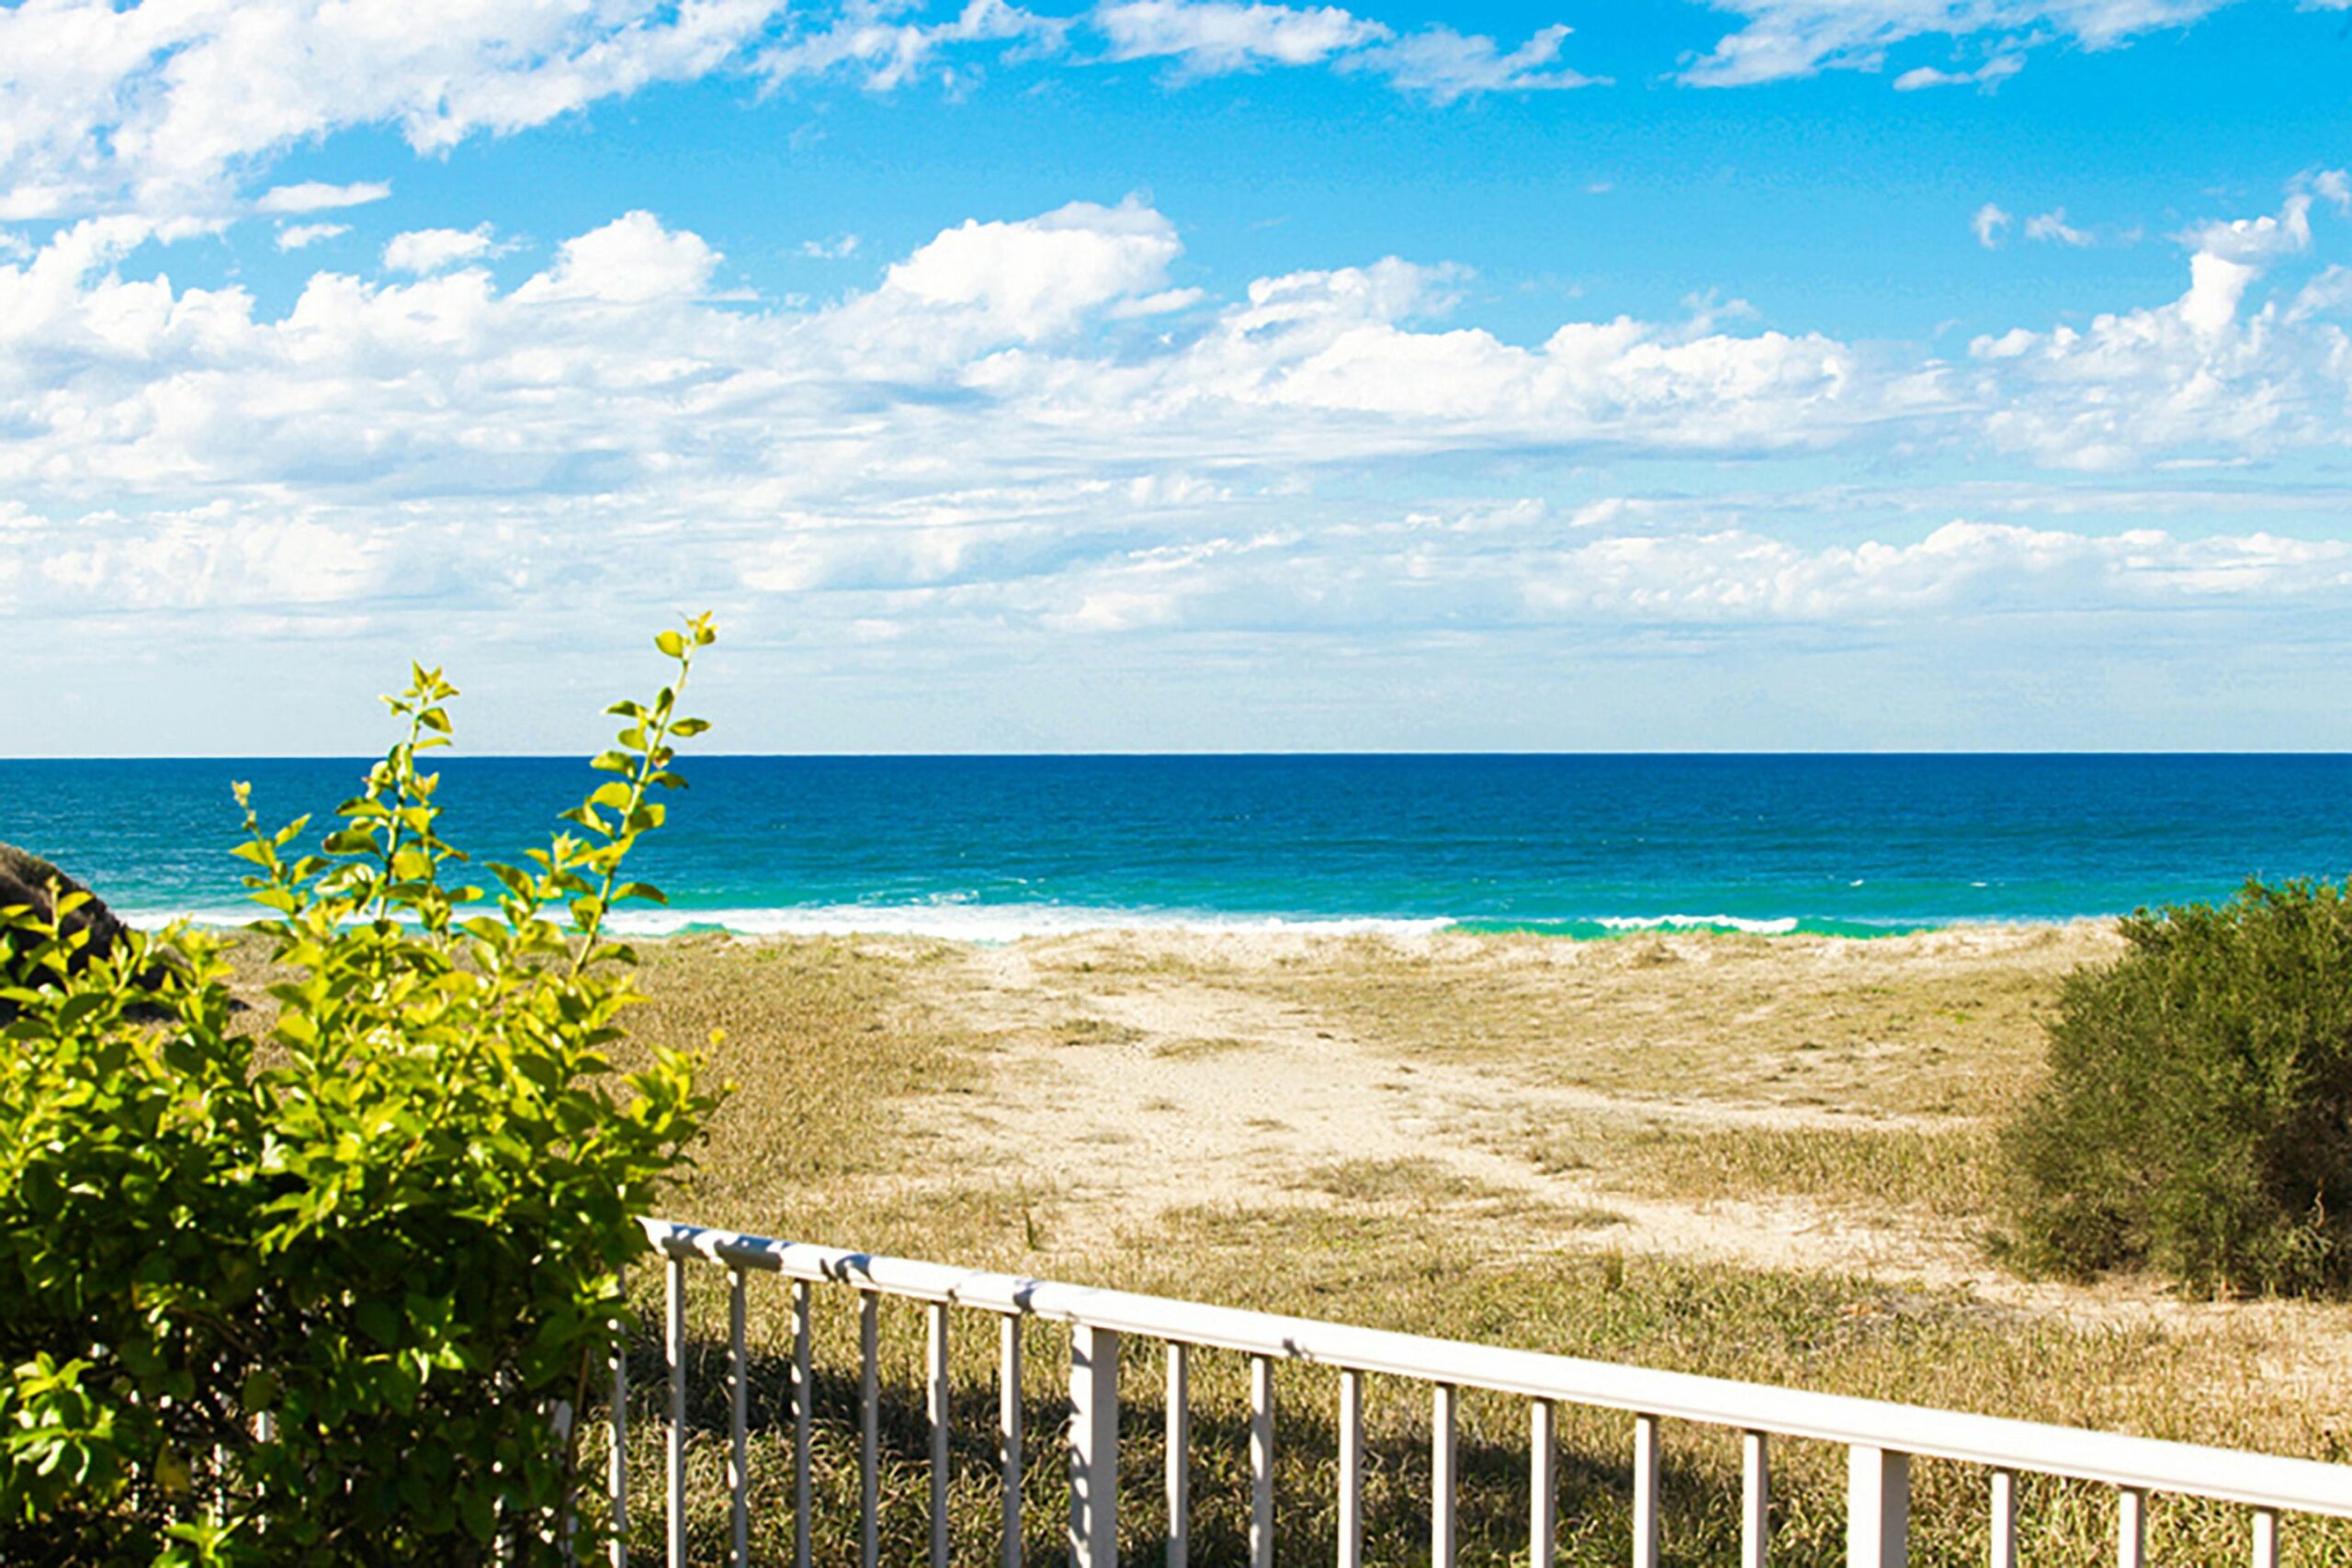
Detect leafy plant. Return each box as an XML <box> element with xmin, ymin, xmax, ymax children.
<box><xmin>0</xmin><ymin>618</ymin><xmax>727</xmax><ymax>1564</ymax></box>
<box><xmin>2001</xmin><ymin>877</ymin><xmax>2352</xmax><ymax>1296</ymax></box>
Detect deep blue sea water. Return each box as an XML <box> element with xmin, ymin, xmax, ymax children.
<box><xmin>4</xmin><ymin>755</ymin><xmax>2350</xmax><ymax>938</ymax></box>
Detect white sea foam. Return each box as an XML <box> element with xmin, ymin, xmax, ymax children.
<box><xmin>602</xmin><ymin>905</ymin><xmax>1457</xmax><ymax>942</ymax></box>
<box><xmin>119</xmin><ymin>903</ymin><xmax>1812</xmax><ymax>941</ymax></box>
<box><xmin>1591</xmin><ymin>913</ymin><xmax>1802</xmax><ymax>935</ymax></box>
<box><xmin>120</xmin><ymin>908</ymin><xmax>268</xmax><ymax>931</ymax></box>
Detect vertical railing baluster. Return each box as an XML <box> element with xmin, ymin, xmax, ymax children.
<box><xmin>860</xmin><ymin>1292</ymin><xmax>881</xmax><ymax>1568</ymax></box>
<box><xmin>929</xmin><ymin>1303</ymin><xmax>952</xmax><ymax>1568</ymax></box>
<box><xmin>666</xmin><ymin>1254</ymin><xmax>686</xmax><ymax>1568</ymax></box>
<box><xmin>1633</xmin><ymin>1414</ymin><xmax>1661</xmax><ymax>1568</ymax></box>
<box><xmin>1989</xmin><ymin>1470</ymin><xmax>2016</xmax><ymax>1568</ymax></box>
<box><xmin>728</xmin><ymin>1265</ymin><xmax>750</xmax><ymax>1568</ymax></box>
<box><xmin>1847</xmin><ymin>1446</ymin><xmax>1910</xmax><ymax>1568</ymax></box>
<box><xmin>1069</xmin><ymin>1325</ymin><xmax>1121</xmax><ymax>1568</ymax></box>
<box><xmin>2252</xmin><ymin>1506</ymin><xmax>2280</xmax><ymax>1568</ymax></box>
<box><xmin>1742</xmin><ymin>1431</ymin><xmax>1769</xmax><ymax>1568</ymax></box>
<box><xmin>608</xmin><ymin>1285</ymin><xmax>629</xmax><ymax>1568</ymax></box>
<box><xmin>792</xmin><ymin>1280</ymin><xmax>812</xmax><ymax>1568</ymax></box>
<box><xmin>1250</xmin><ymin>1355</ymin><xmax>1276</xmax><ymax>1568</ymax></box>
<box><xmin>1530</xmin><ymin>1400</ymin><xmax>1557</xmax><ymax>1568</ymax></box>
<box><xmin>2118</xmin><ymin>1489</ymin><xmax>2145</xmax><ymax>1568</ymax></box>
<box><xmin>1001</xmin><ymin>1314</ymin><xmax>1023</xmax><ymax>1568</ymax></box>
<box><xmin>1431</xmin><ymin>1384</ymin><xmax>1458</xmax><ymax>1568</ymax></box>
<box><xmin>1340</xmin><ymin>1371</ymin><xmax>1365</xmax><ymax>1568</ymax></box>
<box><xmin>1166</xmin><ymin>1343</ymin><xmax>1191</xmax><ymax>1568</ymax></box>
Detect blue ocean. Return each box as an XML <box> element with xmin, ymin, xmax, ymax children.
<box><xmin>3</xmin><ymin>755</ymin><xmax>2349</xmax><ymax>939</ymax></box>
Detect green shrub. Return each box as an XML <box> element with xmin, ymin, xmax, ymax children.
<box><xmin>2001</xmin><ymin>878</ymin><xmax>2352</xmax><ymax>1296</ymax></box>
<box><xmin>0</xmin><ymin>620</ymin><xmax>727</xmax><ymax>1565</ymax></box>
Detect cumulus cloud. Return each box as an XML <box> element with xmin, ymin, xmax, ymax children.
<box><xmin>820</xmin><ymin>197</ymin><xmax>1191</xmax><ymax>365</ymax></box>
<box><xmin>1966</xmin><ymin>178</ymin><xmax>2352</xmax><ymax>468</ymax></box>
<box><xmin>1973</xmin><ymin>202</ymin><xmax>2012</xmax><ymax>248</ymax></box>
<box><xmin>383</xmin><ymin>225</ymin><xmax>501</xmax><ymax>275</ymax></box>
<box><xmin>513</xmin><ymin>211</ymin><xmax>721</xmax><ymax>302</ymax></box>
<box><xmin>275</xmin><ymin>222</ymin><xmax>348</xmax><ymax>251</ymax></box>
<box><xmin>10</xmin><ymin>180</ymin><xmax>2352</xmax><ymax>720</ymax></box>
<box><xmin>0</xmin><ymin>196</ymin><xmax>1888</xmax><ymax>638</ymax></box>
<box><xmin>0</xmin><ymin>0</ymin><xmax>786</xmax><ymax>219</ymax></box>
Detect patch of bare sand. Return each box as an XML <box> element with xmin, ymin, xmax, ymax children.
<box><xmin>910</xmin><ymin>932</ymin><xmax>1974</xmax><ymax>1273</ymax></box>
<box><xmin>891</xmin><ymin>924</ymin><xmax>2352</xmax><ymax>1370</ymax></box>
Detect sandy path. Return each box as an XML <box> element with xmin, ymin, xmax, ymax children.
<box><xmin>875</xmin><ymin>928</ymin><xmax>2352</xmax><ymax>1367</ymax></box>
<box><xmin>912</xmin><ymin>942</ymin><xmax>1984</xmax><ymax>1286</ymax></box>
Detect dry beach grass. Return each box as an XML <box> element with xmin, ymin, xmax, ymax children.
<box><xmin>587</xmin><ymin>923</ymin><xmax>2352</xmax><ymax>1564</ymax></box>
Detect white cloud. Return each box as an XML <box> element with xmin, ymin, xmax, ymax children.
<box><xmin>1973</xmin><ymin>202</ymin><xmax>2012</xmax><ymax>248</ymax></box>
<box><xmin>2182</xmin><ymin>178</ymin><xmax>2342</xmax><ymax>262</ymax></box>
<box><xmin>275</xmin><ymin>222</ymin><xmax>348</xmax><ymax>252</ymax></box>
<box><xmin>1893</xmin><ymin>53</ymin><xmax>2022</xmax><ymax>89</ymax></box>
<box><xmin>1343</xmin><ymin>23</ymin><xmax>1603</xmax><ymax>102</ymax></box>
<box><xmin>800</xmin><ymin>233</ymin><xmax>863</xmax><ymax>259</ymax></box>
<box><xmin>383</xmin><ymin>225</ymin><xmax>502</xmax><ymax>275</ymax></box>
<box><xmin>1966</xmin><ymin>180</ymin><xmax>2352</xmax><ymax>468</ymax></box>
<box><xmin>1094</xmin><ymin>1</ymin><xmax>1390</xmax><ymax>72</ymax></box>
<box><xmin>0</xmin><ymin>197</ymin><xmax>1886</xmax><ymax>640</ymax></box>
<box><xmin>255</xmin><ymin>180</ymin><xmax>392</xmax><ymax>215</ymax></box>
<box><xmin>1094</xmin><ymin>3</ymin><xmax>1598</xmax><ymax>99</ymax></box>
<box><xmin>3</xmin><ymin>0</ymin><xmax>1612</xmax><ymax>231</ymax></box>
<box><xmin>1681</xmin><ymin>0</ymin><xmax>2230</xmax><ymax>88</ymax></box>
<box><xmin>9</xmin><ymin>183</ymin><xmax>2352</xmax><ymax>702</ymax></box>
<box><xmin>840</xmin><ymin>197</ymin><xmax>1187</xmax><ymax>353</ymax></box>
<box><xmin>513</xmin><ymin>211</ymin><xmax>721</xmax><ymax>302</ymax></box>
<box><xmin>756</xmin><ymin>0</ymin><xmax>1066</xmax><ymax>91</ymax></box>
<box><xmin>0</xmin><ymin>0</ymin><xmax>785</xmax><ymax>219</ymax></box>
<box><xmin>1520</xmin><ymin>520</ymin><xmax>2352</xmax><ymax>623</ymax></box>
<box><xmin>2024</xmin><ymin>207</ymin><xmax>2094</xmax><ymax>246</ymax></box>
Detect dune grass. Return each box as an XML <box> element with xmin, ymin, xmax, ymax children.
<box><xmin>539</xmin><ymin>931</ymin><xmax>2352</xmax><ymax>1565</ymax></box>
<box><xmin>1237</xmin><ymin>929</ymin><xmax>2096</xmax><ymax>1117</ymax></box>
<box><xmin>601</xmin><ymin>1195</ymin><xmax>2352</xmax><ymax>1566</ymax></box>
<box><xmin>1512</xmin><ymin>1117</ymin><xmax>2007</xmax><ymax>1226</ymax></box>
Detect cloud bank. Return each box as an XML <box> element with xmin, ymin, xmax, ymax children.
<box><xmin>4</xmin><ymin>178</ymin><xmax>2348</xmax><ymax>662</ymax></box>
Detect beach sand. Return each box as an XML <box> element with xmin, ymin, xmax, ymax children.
<box><xmin>605</xmin><ymin>920</ymin><xmax>2352</xmax><ymax>1558</ymax></box>
<box><xmin>644</xmin><ymin>918</ymin><xmax>2345</xmax><ymax>1329</ymax></box>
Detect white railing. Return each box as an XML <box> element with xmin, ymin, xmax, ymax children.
<box><xmin>619</xmin><ymin>1219</ymin><xmax>2352</xmax><ymax>1568</ymax></box>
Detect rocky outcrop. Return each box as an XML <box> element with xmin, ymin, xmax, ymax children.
<box><xmin>0</xmin><ymin>844</ymin><xmax>140</xmax><ymax>1006</ymax></box>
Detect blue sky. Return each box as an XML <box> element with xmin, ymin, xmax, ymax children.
<box><xmin>6</xmin><ymin>0</ymin><xmax>2352</xmax><ymax>754</ymax></box>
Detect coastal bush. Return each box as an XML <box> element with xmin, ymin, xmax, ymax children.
<box><xmin>2002</xmin><ymin>878</ymin><xmax>2352</xmax><ymax>1295</ymax></box>
<box><xmin>0</xmin><ymin>619</ymin><xmax>725</xmax><ymax>1565</ymax></box>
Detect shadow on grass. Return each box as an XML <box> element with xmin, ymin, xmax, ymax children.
<box><xmin>600</xmin><ymin>1319</ymin><xmax>1793</xmax><ymax>1568</ymax></box>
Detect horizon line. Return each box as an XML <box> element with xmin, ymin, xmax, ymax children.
<box><xmin>7</xmin><ymin>750</ymin><xmax>2352</xmax><ymax>763</ymax></box>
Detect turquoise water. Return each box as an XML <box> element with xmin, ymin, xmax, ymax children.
<box><xmin>4</xmin><ymin>755</ymin><xmax>2349</xmax><ymax>938</ymax></box>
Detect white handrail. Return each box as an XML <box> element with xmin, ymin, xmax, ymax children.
<box><xmin>640</xmin><ymin>1219</ymin><xmax>2352</xmax><ymax>1519</ymax></box>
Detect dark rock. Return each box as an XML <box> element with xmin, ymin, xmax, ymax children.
<box><xmin>0</xmin><ymin>843</ymin><xmax>142</xmax><ymax>1010</ymax></box>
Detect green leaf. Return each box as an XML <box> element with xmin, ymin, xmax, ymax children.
<box><xmin>0</xmin><ymin>620</ymin><xmax>728</xmax><ymax>1558</ymax></box>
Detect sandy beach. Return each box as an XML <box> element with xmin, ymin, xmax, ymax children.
<box><xmin>212</xmin><ymin>915</ymin><xmax>2352</xmax><ymax>1562</ymax></box>
<box><xmin>634</xmin><ymin>920</ymin><xmax>2352</xmax><ymax>1401</ymax></box>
